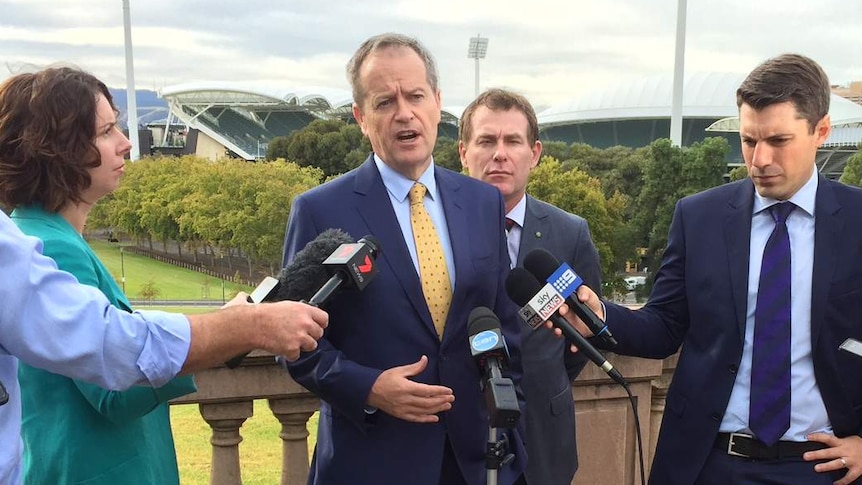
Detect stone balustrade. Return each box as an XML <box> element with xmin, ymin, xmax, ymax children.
<box><xmin>172</xmin><ymin>351</ymin><xmax>678</xmax><ymax>485</ymax></box>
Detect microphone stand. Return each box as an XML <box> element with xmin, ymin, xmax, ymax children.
<box><xmin>483</xmin><ymin>365</ymin><xmax>515</xmax><ymax>485</ymax></box>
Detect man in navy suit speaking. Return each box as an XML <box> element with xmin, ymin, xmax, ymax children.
<box><xmin>282</xmin><ymin>33</ymin><xmax>526</xmax><ymax>485</ymax></box>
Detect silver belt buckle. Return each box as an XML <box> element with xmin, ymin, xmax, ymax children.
<box><xmin>726</xmin><ymin>432</ymin><xmax>752</xmax><ymax>458</ymax></box>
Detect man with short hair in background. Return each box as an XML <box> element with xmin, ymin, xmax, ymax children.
<box><xmin>460</xmin><ymin>88</ymin><xmax>602</xmax><ymax>485</ymax></box>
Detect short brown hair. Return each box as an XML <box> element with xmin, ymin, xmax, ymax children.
<box><xmin>459</xmin><ymin>88</ymin><xmax>539</xmax><ymax>145</ymax></box>
<box><xmin>346</xmin><ymin>33</ymin><xmax>439</xmax><ymax>106</ymax></box>
<box><xmin>0</xmin><ymin>67</ymin><xmax>114</xmax><ymax>211</ymax></box>
<box><xmin>736</xmin><ymin>53</ymin><xmax>830</xmax><ymax>133</ymax></box>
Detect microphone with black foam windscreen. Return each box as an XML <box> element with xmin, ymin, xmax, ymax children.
<box><xmin>301</xmin><ymin>234</ymin><xmax>381</xmax><ymax>307</ymax></box>
<box><xmin>225</xmin><ymin>228</ymin><xmax>373</xmax><ymax>368</ymax></box>
<box><xmin>272</xmin><ymin>231</ymin><xmax>382</xmax><ymax>368</ymax></box>
<box><xmin>523</xmin><ymin>248</ymin><xmax>618</xmax><ymax>348</ymax></box>
<box><xmin>505</xmin><ymin>267</ymin><xmax>626</xmax><ymax>386</ymax></box>
<box><xmin>468</xmin><ymin>307</ymin><xmax>520</xmax><ymax>429</ymax></box>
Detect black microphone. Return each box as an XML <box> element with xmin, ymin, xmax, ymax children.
<box><xmin>468</xmin><ymin>307</ymin><xmax>520</xmax><ymax>429</ymax></box>
<box><xmin>274</xmin><ymin>228</ymin><xmax>356</xmax><ymax>302</ymax></box>
<box><xmin>523</xmin><ymin>248</ymin><xmax>618</xmax><ymax>348</ymax></box>
<box><xmin>224</xmin><ymin>228</ymin><xmax>358</xmax><ymax>368</ymax></box>
<box><xmin>304</xmin><ymin>234</ymin><xmax>381</xmax><ymax>306</ymax></box>
<box><xmin>272</xmin><ymin>231</ymin><xmax>383</xmax><ymax>368</ymax></box>
<box><xmin>505</xmin><ymin>268</ymin><xmax>626</xmax><ymax>386</ymax></box>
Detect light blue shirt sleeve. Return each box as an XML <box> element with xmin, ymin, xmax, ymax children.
<box><xmin>0</xmin><ymin>212</ymin><xmax>191</xmax><ymax>389</ymax></box>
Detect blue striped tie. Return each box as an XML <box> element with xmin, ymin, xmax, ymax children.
<box><xmin>750</xmin><ymin>202</ymin><xmax>794</xmax><ymax>446</ymax></box>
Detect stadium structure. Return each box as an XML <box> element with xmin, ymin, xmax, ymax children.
<box><xmin>154</xmin><ymin>81</ymin><xmax>461</xmax><ymax>161</ymax></box>
<box><xmin>537</xmin><ymin>72</ymin><xmax>862</xmax><ymax>178</ymax></box>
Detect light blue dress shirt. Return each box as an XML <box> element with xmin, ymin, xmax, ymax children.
<box><xmin>374</xmin><ymin>155</ymin><xmax>456</xmax><ymax>289</ymax></box>
<box><xmin>720</xmin><ymin>168</ymin><xmax>831</xmax><ymax>441</ymax></box>
<box><xmin>0</xmin><ymin>212</ymin><xmax>191</xmax><ymax>484</ymax></box>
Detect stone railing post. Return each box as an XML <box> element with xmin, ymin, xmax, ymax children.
<box><xmin>572</xmin><ymin>353</ymin><xmax>664</xmax><ymax>485</ymax></box>
<box><xmin>199</xmin><ymin>401</ymin><xmax>254</xmax><ymax>485</ymax></box>
<box><xmin>171</xmin><ymin>351</ymin><xmax>320</xmax><ymax>484</ymax></box>
<box><xmin>649</xmin><ymin>354</ymin><xmax>678</xmax><ymax>476</ymax></box>
<box><xmin>268</xmin><ymin>395</ymin><xmax>321</xmax><ymax>485</ymax></box>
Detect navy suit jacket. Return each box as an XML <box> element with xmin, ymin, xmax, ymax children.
<box><xmin>516</xmin><ymin>195</ymin><xmax>601</xmax><ymax>485</ymax></box>
<box><xmin>602</xmin><ymin>177</ymin><xmax>862</xmax><ymax>485</ymax></box>
<box><xmin>282</xmin><ymin>156</ymin><xmax>526</xmax><ymax>485</ymax></box>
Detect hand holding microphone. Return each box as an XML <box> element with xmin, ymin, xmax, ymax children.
<box><xmin>225</xmin><ymin>229</ymin><xmax>381</xmax><ymax>368</ymax></box>
<box><xmin>505</xmin><ymin>268</ymin><xmax>626</xmax><ymax>386</ymax></box>
<box><xmin>523</xmin><ymin>248</ymin><xmax>617</xmax><ymax>347</ymax></box>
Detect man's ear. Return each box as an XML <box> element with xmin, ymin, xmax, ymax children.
<box><xmin>353</xmin><ymin>103</ymin><xmax>367</xmax><ymax>136</ymax></box>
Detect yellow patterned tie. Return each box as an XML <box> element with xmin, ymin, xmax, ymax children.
<box><xmin>409</xmin><ymin>182</ymin><xmax>452</xmax><ymax>340</ymax></box>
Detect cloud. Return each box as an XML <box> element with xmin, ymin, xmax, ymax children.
<box><xmin>0</xmin><ymin>0</ymin><xmax>859</xmax><ymax>107</ymax></box>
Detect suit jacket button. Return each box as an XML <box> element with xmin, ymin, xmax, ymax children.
<box><xmin>728</xmin><ymin>364</ymin><xmax>738</xmax><ymax>374</ymax></box>
<box><xmin>711</xmin><ymin>413</ymin><xmax>721</xmax><ymax>421</ymax></box>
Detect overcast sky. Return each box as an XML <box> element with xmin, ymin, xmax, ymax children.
<box><xmin>1</xmin><ymin>0</ymin><xmax>859</xmax><ymax>108</ymax></box>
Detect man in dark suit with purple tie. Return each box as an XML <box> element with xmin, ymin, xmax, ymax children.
<box><xmin>561</xmin><ymin>53</ymin><xmax>862</xmax><ymax>485</ymax></box>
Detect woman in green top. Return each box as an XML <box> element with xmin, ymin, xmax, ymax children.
<box><xmin>0</xmin><ymin>67</ymin><xmax>196</xmax><ymax>484</ymax></box>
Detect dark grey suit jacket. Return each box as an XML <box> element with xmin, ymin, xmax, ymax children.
<box><xmin>516</xmin><ymin>195</ymin><xmax>602</xmax><ymax>485</ymax></box>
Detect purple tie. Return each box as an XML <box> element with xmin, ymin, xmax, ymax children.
<box><xmin>750</xmin><ymin>202</ymin><xmax>794</xmax><ymax>446</ymax></box>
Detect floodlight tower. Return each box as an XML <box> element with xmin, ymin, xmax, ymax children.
<box><xmin>670</xmin><ymin>0</ymin><xmax>687</xmax><ymax>147</ymax></box>
<box><xmin>122</xmin><ymin>0</ymin><xmax>140</xmax><ymax>160</ymax></box>
<box><xmin>468</xmin><ymin>35</ymin><xmax>489</xmax><ymax>97</ymax></box>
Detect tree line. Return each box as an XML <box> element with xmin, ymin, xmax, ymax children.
<box><xmin>89</xmin><ymin>118</ymin><xmax>862</xmax><ymax>296</ymax></box>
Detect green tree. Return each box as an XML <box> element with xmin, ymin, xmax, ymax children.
<box><xmin>433</xmin><ymin>137</ymin><xmax>463</xmax><ymax>172</ymax></box>
<box><xmin>729</xmin><ymin>165</ymin><xmax>749</xmax><ymax>181</ymax></box>
<box><xmin>527</xmin><ymin>158</ymin><xmax>630</xmax><ymax>281</ymax></box>
<box><xmin>541</xmin><ymin>141</ymin><xmax>570</xmax><ymax>163</ymax></box>
<box><xmin>634</xmin><ymin>137</ymin><xmax>728</xmax><ymax>273</ymax></box>
<box><xmin>839</xmin><ymin>151</ymin><xmax>862</xmax><ymax>187</ymax></box>
<box><xmin>265</xmin><ymin>135</ymin><xmax>291</xmax><ymax>160</ymax></box>
<box><xmin>272</xmin><ymin>119</ymin><xmax>363</xmax><ymax>178</ymax></box>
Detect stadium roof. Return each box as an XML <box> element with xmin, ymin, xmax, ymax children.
<box><xmin>538</xmin><ymin>72</ymin><xmax>745</xmax><ymax>127</ymax></box>
<box><xmin>538</xmin><ymin>71</ymin><xmax>862</xmax><ymax>148</ymax></box>
<box><xmin>706</xmin><ymin>94</ymin><xmax>862</xmax><ymax>147</ymax></box>
<box><xmin>160</xmin><ymin>81</ymin><xmax>464</xmax><ymax>122</ymax></box>
<box><xmin>157</xmin><ymin>81</ymin><xmax>463</xmax><ymax>160</ymax></box>
<box><xmin>160</xmin><ymin>82</ymin><xmax>353</xmax><ymax>111</ymax></box>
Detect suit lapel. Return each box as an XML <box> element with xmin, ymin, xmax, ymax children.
<box><xmin>811</xmin><ymin>178</ymin><xmax>841</xmax><ymax>352</ymax></box>
<box><xmin>437</xmin><ymin>169</ymin><xmax>469</xmax><ymax>345</ymax></box>
<box><xmin>725</xmin><ymin>180</ymin><xmax>755</xmax><ymax>341</ymax></box>
<box><xmin>353</xmin><ymin>158</ymin><xmax>438</xmax><ymax>337</ymax></box>
<box><xmin>517</xmin><ymin>196</ymin><xmax>549</xmax><ymax>267</ymax></box>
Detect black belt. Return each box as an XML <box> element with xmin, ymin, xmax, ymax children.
<box><xmin>715</xmin><ymin>433</ymin><xmax>826</xmax><ymax>460</ymax></box>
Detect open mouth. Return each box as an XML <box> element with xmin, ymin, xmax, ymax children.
<box><xmin>397</xmin><ymin>130</ymin><xmax>419</xmax><ymax>142</ymax></box>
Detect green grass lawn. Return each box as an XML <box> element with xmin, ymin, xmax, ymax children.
<box><xmin>89</xmin><ymin>239</ymin><xmax>252</xmax><ymax>300</ymax></box>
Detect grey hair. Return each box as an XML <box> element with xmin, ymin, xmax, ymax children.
<box><xmin>346</xmin><ymin>33</ymin><xmax>439</xmax><ymax>105</ymax></box>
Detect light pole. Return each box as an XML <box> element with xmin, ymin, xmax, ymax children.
<box><xmin>467</xmin><ymin>35</ymin><xmax>489</xmax><ymax>97</ymax></box>
<box><xmin>669</xmin><ymin>0</ymin><xmax>687</xmax><ymax>146</ymax></box>
<box><xmin>120</xmin><ymin>246</ymin><xmax>126</xmax><ymax>293</ymax></box>
<box><xmin>122</xmin><ymin>0</ymin><xmax>140</xmax><ymax>160</ymax></box>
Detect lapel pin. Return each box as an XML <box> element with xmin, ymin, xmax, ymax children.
<box><xmin>535</xmin><ymin>231</ymin><xmax>542</xmax><ymax>238</ymax></box>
